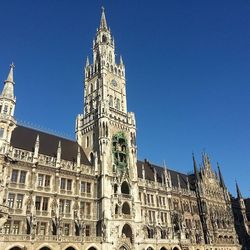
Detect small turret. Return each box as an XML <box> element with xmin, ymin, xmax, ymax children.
<box><xmin>56</xmin><ymin>141</ymin><xmax>61</xmax><ymax>167</ymax></box>
<box><xmin>33</xmin><ymin>134</ymin><xmax>40</xmax><ymax>162</ymax></box>
<box><xmin>217</xmin><ymin>163</ymin><xmax>226</xmax><ymax>189</ymax></box>
<box><xmin>77</xmin><ymin>145</ymin><xmax>81</xmax><ymax>170</ymax></box>
<box><xmin>0</xmin><ymin>63</ymin><xmax>17</xmax><ymax>153</ymax></box>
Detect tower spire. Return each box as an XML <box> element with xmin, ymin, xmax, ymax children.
<box><xmin>1</xmin><ymin>63</ymin><xmax>15</xmax><ymax>99</ymax></box>
<box><xmin>99</xmin><ymin>6</ymin><xmax>108</xmax><ymax>30</ymax></box>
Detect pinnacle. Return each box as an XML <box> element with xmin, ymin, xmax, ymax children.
<box><xmin>100</xmin><ymin>6</ymin><xmax>108</xmax><ymax>30</ymax></box>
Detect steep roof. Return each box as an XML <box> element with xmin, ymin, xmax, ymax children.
<box><xmin>137</xmin><ymin>160</ymin><xmax>195</xmax><ymax>190</ymax></box>
<box><xmin>10</xmin><ymin>125</ymin><xmax>91</xmax><ymax>165</ymax></box>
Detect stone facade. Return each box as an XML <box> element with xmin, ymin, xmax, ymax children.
<box><xmin>0</xmin><ymin>7</ymin><xmax>247</xmax><ymax>250</ymax></box>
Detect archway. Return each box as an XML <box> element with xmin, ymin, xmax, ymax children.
<box><xmin>40</xmin><ymin>247</ymin><xmax>52</xmax><ymax>250</ymax></box>
<box><xmin>122</xmin><ymin>202</ymin><xmax>130</xmax><ymax>214</ymax></box>
<box><xmin>88</xmin><ymin>247</ymin><xmax>98</xmax><ymax>250</ymax></box>
<box><xmin>121</xmin><ymin>182</ymin><xmax>130</xmax><ymax>194</ymax></box>
<box><xmin>173</xmin><ymin>247</ymin><xmax>181</xmax><ymax>250</ymax></box>
<box><xmin>65</xmin><ymin>247</ymin><xmax>77</xmax><ymax>250</ymax></box>
<box><xmin>122</xmin><ymin>224</ymin><xmax>133</xmax><ymax>243</ymax></box>
<box><xmin>147</xmin><ymin>248</ymin><xmax>154</xmax><ymax>250</ymax></box>
<box><xmin>119</xmin><ymin>246</ymin><xmax>129</xmax><ymax>250</ymax></box>
<box><xmin>160</xmin><ymin>248</ymin><xmax>168</xmax><ymax>250</ymax></box>
<box><xmin>9</xmin><ymin>248</ymin><xmax>23</xmax><ymax>250</ymax></box>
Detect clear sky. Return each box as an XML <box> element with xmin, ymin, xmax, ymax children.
<box><xmin>0</xmin><ymin>0</ymin><xmax>249</xmax><ymax>197</ymax></box>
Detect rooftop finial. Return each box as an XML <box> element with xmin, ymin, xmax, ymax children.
<box><xmin>6</xmin><ymin>62</ymin><xmax>15</xmax><ymax>83</ymax></box>
<box><xmin>100</xmin><ymin>6</ymin><xmax>108</xmax><ymax>30</ymax></box>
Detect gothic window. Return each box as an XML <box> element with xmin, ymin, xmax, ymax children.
<box><xmin>121</xmin><ymin>182</ymin><xmax>130</xmax><ymax>194</ymax></box>
<box><xmin>122</xmin><ymin>202</ymin><xmax>130</xmax><ymax>215</ymax></box>
<box><xmin>60</xmin><ymin>178</ymin><xmax>66</xmax><ymax>190</ymax></box>
<box><xmin>122</xmin><ymin>224</ymin><xmax>133</xmax><ymax>243</ymax></box>
<box><xmin>147</xmin><ymin>227</ymin><xmax>154</xmax><ymax>238</ymax></box>
<box><xmin>89</xmin><ymin>152</ymin><xmax>94</xmax><ymax>165</ymax></box>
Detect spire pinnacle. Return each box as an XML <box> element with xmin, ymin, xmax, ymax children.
<box><xmin>217</xmin><ymin>162</ymin><xmax>226</xmax><ymax>188</ymax></box>
<box><xmin>236</xmin><ymin>180</ymin><xmax>243</xmax><ymax>199</ymax></box>
<box><xmin>100</xmin><ymin>6</ymin><xmax>108</xmax><ymax>30</ymax></box>
<box><xmin>1</xmin><ymin>63</ymin><xmax>15</xmax><ymax>99</ymax></box>
<box><xmin>192</xmin><ymin>153</ymin><xmax>200</xmax><ymax>181</ymax></box>
<box><xmin>6</xmin><ymin>63</ymin><xmax>15</xmax><ymax>82</ymax></box>
<box><xmin>85</xmin><ymin>56</ymin><xmax>90</xmax><ymax>67</ymax></box>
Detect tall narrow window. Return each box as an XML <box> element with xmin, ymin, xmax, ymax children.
<box><xmin>35</xmin><ymin>196</ymin><xmax>42</xmax><ymax>210</ymax></box>
<box><xmin>60</xmin><ymin>178</ymin><xmax>66</xmax><ymax>190</ymax></box>
<box><xmin>3</xmin><ymin>105</ymin><xmax>8</xmax><ymax>114</ymax></box>
<box><xmin>19</xmin><ymin>171</ymin><xmax>27</xmax><ymax>184</ymax></box>
<box><xmin>11</xmin><ymin>169</ymin><xmax>18</xmax><ymax>183</ymax></box>
<box><xmin>109</xmin><ymin>95</ymin><xmax>113</xmax><ymax>107</ymax></box>
<box><xmin>4</xmin><ymin>221</ymin><xmax>11</xmax><ymax>234</ymax></box>
<box><xmin>8</xmin><ymin>193</ymin><xmax>15</xmax><ymax>208</ymax></box>
<box><xmin>16</xmin><ymin>194</ymin><xmax>24</xmax><ymax>209</ymax></box>
<box><xmin>65</xmin><ymin>200</ymin><xmax>71</xmax><ymax>213</ymax></box>
<box><xmin>67</xmin><ymin>179</ymin><xmax>72</xmax><ymax>191</ymax></box>
<box><xmin>38</xmin><ymin>174</ymin><xmax>44</xmax><ymax>186</ymax></box>
<box><xmin>13</xmin><ymin>221</ymin><xmax>20</xmax><ymax>234</ymax></box>
<box><xmin>42</xmin><ymin>197</ymin><xmax>49</xmax><ymax>211</ymax></box>
<box><xmin>44</xmin><ymin>175</ymin><xmax>51</xmax><ymax>187</ymax></box>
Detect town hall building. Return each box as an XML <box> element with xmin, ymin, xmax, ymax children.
<box><xmin>0</xmin><ymin>8</ymin><xmax>249</xmax><ymax>250</ymax></box>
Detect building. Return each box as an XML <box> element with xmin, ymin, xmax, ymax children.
<box><xmin>0</xmin><ymin>7</ymin><xmax>247</xmax><ymax>250</ymax></box>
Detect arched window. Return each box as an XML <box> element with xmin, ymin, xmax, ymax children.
<box><xmin>122</xmin><ymin>202</ymin><xmax>130</xmax><ymax>215</ymax></box>
<box><xmin>121</xmin><ymin>182</ymin><xmax>130</xmax><ymax>194</ymax></box>
<box><xmin>89</xmin><ymin>152</ymin><xmax>94</xmax><ymax>166</ymax></box>
<box><xmin>39</xmin><ymin>247</ymin><xmax>52</xmax><ymax>250</ymax></box>
<box><xmin>122</xmin><ymin>224</ymin><xmax>133</xmax><ymax>243</ymax></box>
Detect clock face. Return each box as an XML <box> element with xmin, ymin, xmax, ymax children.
<box><xmin>111</xmin><ymin>79</ymin><xmax>117</xmax><ymax>87</ymax></box>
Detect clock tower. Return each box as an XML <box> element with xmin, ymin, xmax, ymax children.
<box><xmin>76</xmin><ymin>8</ymin><xmax>141</xmax><ymax>247</ymax></box>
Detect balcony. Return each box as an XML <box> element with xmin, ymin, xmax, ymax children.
<box><xmin>0</xmin><ymin>234</ymin><xmax>102</xmax><ymax>243</ymax></box>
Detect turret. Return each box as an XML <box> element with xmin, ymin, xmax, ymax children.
<box><xmin>217</xmin><ymin>163</ymin><xmax>226</xmax><ymax>189</ymax></box>
<box><xmin>192</xmin><ymin>153</ymin><xmax>200</xmax><ymax>182</ymax></box>
<box><xmin>0</xmin><ymin>63</ymin><xmax>17</xmax><ymax>153</ymax></box>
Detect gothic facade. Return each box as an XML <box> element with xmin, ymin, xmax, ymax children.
<box><xmin>0</xmin><ymin>8</ymin><xmax>248</xmax><ymax>250</ymax></box>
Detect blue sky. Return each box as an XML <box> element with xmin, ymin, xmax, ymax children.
<box><xmin>0</xmin><ymin>0</ymin><xmax>249</xmax><ymax>197</ymax></box>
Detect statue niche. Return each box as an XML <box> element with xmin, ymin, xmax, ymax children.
<box><xmin>112</xmin><ymin>132</ymin><xmax>128</xmax><ymax>173</ymax></box>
